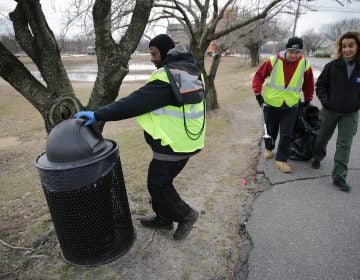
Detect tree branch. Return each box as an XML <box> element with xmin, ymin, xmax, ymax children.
<box><xmin>0</xmin><ymin>42</ymin><xmax>55</xmax><ymax>116</ymax></box>
<box><xmin>10</xmin><ymin>0</ymin><xmax>74</xmax><ymax>97</ymax></box>
<box><xmin>0</xmin><ymin>238</ymin><xmax>34</xmax><ymax>251</ymax></box>
<box><xmin>200</xmin><ymin>0</ymin><xmax>210</xmax><ymax>28</ymax></box>
<box><xmin>93</xmin><ymin>0</ymin><xmax>114</xmax><ymax>52</ymax></box>
<box><xmin>212</xmin><ymin>0</ymin><xmax>218</xmax><ymax>21</ymax></box>
<box><xmin>87</xmin><ymin>0</ymin><xmax>153</xmax><ymax>110</ymax></box>
<box><xmin>210</xmin><ymin>0</ymin><xmax>282</xmax><ymax>41</ymax></box>
<box><xmin>168</xmin><ymin>1</ymin><xmax>195</xmax><ymax>38</ymax></box>
<box><xmin>211</xmin><ymin>0</ymin><xmax>233</xmax><ymax>30</ymax></box>
<box><xmin>162</xmin><ymin>10</ymin><xmax>192</xmax><ymax>38</ymax></box>
<box><xmin>193</xmin><ymin>0</ymin><xmax>203</xmax><ymax>10</ymax></box>
<box><xmin>9</xmin><ymin>5</ymin><xmax>36</xmax><ymax>59</ymax></box>
<box><xmin>120</xmin><ymin>0</ymin><xmax>153</xmax><ymax>54</ymax></box>
<box><xmin>174</xmin><ymin>1</ymin><xmax>199</xmax><ymax>25</ymax></box>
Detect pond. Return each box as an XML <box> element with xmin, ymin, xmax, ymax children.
<box><xmin>31</xmin><ymin>63</ymin><xmax>155</xmax><ymax>82</ymax></box>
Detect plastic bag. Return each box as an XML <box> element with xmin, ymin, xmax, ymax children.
<box><xmin>289</xmin><ymin>104</ymin><xmax>320</xmax><ymax>161</ymax></box>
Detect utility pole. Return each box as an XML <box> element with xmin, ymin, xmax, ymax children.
<box><xmin>292</xmin><ymin>0</ymin><xmax>354</xmax><ymax>36</ymax></box>
<box><xmin>292</xmin><ymin>0</ymin><xmax>301</xmax><ymax>36</ymax></box>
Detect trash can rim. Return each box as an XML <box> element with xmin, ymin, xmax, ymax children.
<box><xmin>35</xmin><ymin>140</ymin><xmax>117</xmax><ymax>170</ymax></box>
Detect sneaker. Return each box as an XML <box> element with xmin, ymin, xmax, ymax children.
<box><xmin>333</xmin><ymin>178</ymin><xmax>350</xmax><ymax>192</ymax></box>
<box><xmin>173</xmin><ymin>209</ymin><xmax>199</xmax><ymax>240</ymax></box>
<box><xmin>311</xmin><ymin>159</ymin><xmax>320</xmax><ymax>169</ymax></box>
<box><xmin>140</xmin><ymin>216</ymin><xmax>174</xmax><ymax>230</ymax></box>
<box><xmin>264</xmin><ymin>149</ymin><xmax>273</xmax><ymax>159</ymax></box>
<box><xmin>275</xmin><ymin>161</ymin><xmax>291</xmax><ymax>173</ymax></box>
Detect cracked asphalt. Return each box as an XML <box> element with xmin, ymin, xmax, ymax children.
<box><xmin>245</xmin><ymin>95</ymin><xmax>360</xmax><ymax>280</ymax></box>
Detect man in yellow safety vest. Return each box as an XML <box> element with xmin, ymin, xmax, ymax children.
<box><xmin>75</xmin><ymin>34</ymin><xmax>205</xmax><ymax>240</ymax></box>
<box><xmin>252</xmin><ymin>37</ymin><xmax>315</xmax><ymax>173</ymax></box>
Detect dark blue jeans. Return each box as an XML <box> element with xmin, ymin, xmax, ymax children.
<box><xmin>264</xmin><ymin>105</ymin><xmax>299</xmax><ymax>162</ymax></box>
<box><xmin>147</xmin><ymin>158</ymin><xmax>191</xmax><ymax>222</ymax></box>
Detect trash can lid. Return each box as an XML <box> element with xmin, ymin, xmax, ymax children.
<box><xmin>45</xmin><ymin>119</ymin><xmax>109</xmax><ymax>163</ymax></box>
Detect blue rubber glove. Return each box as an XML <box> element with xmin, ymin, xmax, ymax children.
<box><xmin>74</xmin><ymin>111</ymin><xmax>96</xmax><ymax>126</ymax></box>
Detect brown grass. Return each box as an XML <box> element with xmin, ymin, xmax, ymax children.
<box><xmin>0</xmin><ymin>54</ymin><xmax>263</xmax><ymax>279</ymax></box>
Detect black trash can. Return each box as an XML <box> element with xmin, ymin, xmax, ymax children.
<box><xmin>35</xmin><ymin>119</ymin><xmax>135</xmax><ymax>266</ymax></box>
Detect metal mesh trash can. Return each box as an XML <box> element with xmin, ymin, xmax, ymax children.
<box><xmin>35</xmin><ymin>119</ymin><xmax>135</xmax><ymax>266</ymax></box>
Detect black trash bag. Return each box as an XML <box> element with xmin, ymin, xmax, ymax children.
<box><xmin>289</xmin><ymin>104</ymin><xmax>320</xmax><ymax>161</ymax></box>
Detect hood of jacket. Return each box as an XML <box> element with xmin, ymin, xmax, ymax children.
<box><xmin>157</xmin><ymin>44</ymin><xmax>198</xmax><ymax>68</ymax></box>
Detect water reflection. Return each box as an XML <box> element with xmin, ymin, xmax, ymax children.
<box><xmin>129</xmin><ymin>63</ymin><xmax>155</xmax><ymax>71</ymax></box>
<box><xmin>31</xmin><ymin>63</ymin><xmax>155</xmax><ymax>82</ymax></box>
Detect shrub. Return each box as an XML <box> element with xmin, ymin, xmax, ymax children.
<box><xmin>314</xmin><ymin>52</ymin><xmax>331</xmax><ymax>58</ymax></box>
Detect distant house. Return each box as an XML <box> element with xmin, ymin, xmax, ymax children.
<box><xmin>206</xmin><ymin>6</ymin><xmax>238</xmax><ymax>56</ymax></box>
<box><xmin>87</xmin><ymin>46</ymin><xmax>95</xmax><ymax>55</ymax></box>
<box><xmin>167</xmin><ymin>23</ymin><xmax>190</xmax><ymax>48</ymax></box>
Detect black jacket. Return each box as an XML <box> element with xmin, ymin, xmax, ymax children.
<box><xmin>94</xmin><ymin>48</ymin><xmax>203</xmax><ymax>156</ymax></box>
<box><xmin>316</xmin><ymin>58</ymin><xmax>360</xmax><ymax>114</ymax></box>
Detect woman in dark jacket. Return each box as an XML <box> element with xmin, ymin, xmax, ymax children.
<box><xmin>311</xmin><ymin>31</ymin><xmax>360</xmax><ymax>192</ymax></box>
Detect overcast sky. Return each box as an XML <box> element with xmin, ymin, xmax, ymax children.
<box><xmin>0</xmin><ymin>1</ymin><xmax>66</xmax><ymax>36</ymax></box>
<box><xmin>295</xmin><ymin>0</ymin><xmax>360</xmax><ymax>35</ymax></box>
<box><xmin>1</xmin><ymin>0</ymin><xmax>359</xmax><ymax>37</ymax></box>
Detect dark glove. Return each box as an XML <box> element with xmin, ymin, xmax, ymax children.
<box><xmin>74</xmin><ymin>111</ymin><xmax>96</xmax><ymax>126</ymax></box>
<box><xmin>299</xmin><ymin>101</ymin><xmax>310</xmax><ymax>108</ymax></box>
<box><xmin>255</xmin><ymin>94</ymin><xmax>264</xmax><ymax>108</ymax></box>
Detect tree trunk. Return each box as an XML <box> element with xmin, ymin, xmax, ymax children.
<box><xmin>205</xmin><ymin>52</ymin><xmax>222</xmax><ymax>110</ymax></box>
<box><xmin>190</xmin><ymin>36</ymin><xmax>220</xmax><ymax>111</ymax></box>
<box><xmin>88</xmin><ymin>0</ymin><xmax>152</xmax><ymax>131</ymax></box>
<box><xmin>0</xmin><ymin>42</ymin><xmax>57</xmax><ymax>132</ymax></box>
<box><xmin>0</xmin><ymin>0</ymin><xmax>153</xmax><ymax>133</ymax></box>
<box><xmin>250</xmin><ymin>46</ymin><xmax>260</xmax><ymax>67</ymax></box>
<box><xmin>3</xmin><ymin>0</ymin><xmax>80</xmax><ymax>132</ymax></box>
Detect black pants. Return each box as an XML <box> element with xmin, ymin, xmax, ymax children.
<box><xmin>264</xmin><ymin>105</ymin><xmax>299</xmax><ymax>162</ymax></box>
<box><xmin>147</xmin><ymin>158</ymin><xmax>191</xmax><ymax>222</ymax></box>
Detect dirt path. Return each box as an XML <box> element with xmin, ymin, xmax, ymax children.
<box><xmin>0</xmin><ymin>57</ymin><xmax>264</xmax><ymax>279</ymax></box>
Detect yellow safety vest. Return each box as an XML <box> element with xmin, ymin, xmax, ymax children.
<box><xmin>136</xmin><ymin>68</ymin><xmax>206</xmax><ymax>153</ymax></box>
<box><xmin>264</xmin><ymin>55</ymin><xmax>310</xmax><ymax>107</ymax></box>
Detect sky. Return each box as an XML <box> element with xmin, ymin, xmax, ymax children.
<box><xmin>0</xmin><ymin>0</ymin><xmax>359</xmax><ymax>37</ymax></box>
<box><xmin>0</xmin><ymin>1</ymin><xmax>68</xmax><ymax>36</ymax></box>
<box><xmin>295</xmin><ymin>0</ymin><xmax>360</xmax><ymax>35</ymax></box>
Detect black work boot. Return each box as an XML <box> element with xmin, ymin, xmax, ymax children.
<box><xmin>173</xmin><ymin>209</ymin><xmax>199</xmax><ymax>240</ymax></box>
<box><xmin>140</xmin><ymin>216</ymin><xmax>174</xmax><ymax>230</ymax></box>
<box><xmin>311</xmin><ymin>159</ymin><xmax>320</xmax><ymax>169</ymax></box>
<box><xmin>333</xmin><ymin>178</ymin><xmax>350</xmax><ymax>192</ymax></box>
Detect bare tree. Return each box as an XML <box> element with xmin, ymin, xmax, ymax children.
<box><xmin>0</xmin><ymin>0</ymin><xmax>153</xmax><ymax>133</ymax></box>
<box><xmin>301</xmin><ymin>29</ymin><xmax>326</xmax><ymax>55</ymax></box>
<box><xmin>321</xmin><ymin>18</ymin><xmax>360</xmax><ymax>42</ymax></box>
<box><xmin>240</xmin><ymin>18</ymin><xmax>289</xmax><ymax>67</ymax></box>
<box><xmin>155</xmin><ymin>0</ymin><xmax>289</xmax><ymax>110</ymax></box>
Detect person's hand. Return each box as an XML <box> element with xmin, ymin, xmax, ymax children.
<box><xmin>74</xmin><ymin>111</ymin><xmax>96</xmax><ymax>126</ymax></box>
<box><xmin>255</xmin><ymin>94</ymin><xmax>264</xmax><ymax>108</ymax></box>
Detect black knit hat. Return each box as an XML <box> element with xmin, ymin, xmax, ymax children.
<box><xmin>286</xmin><ymin>37</ymin><xmax>303</xmax><ymax>51</ymax></box>
<box><xmin>149</xmin><ymin>34</ymin><xmax>175</xmax><ymax>62</ymax></box>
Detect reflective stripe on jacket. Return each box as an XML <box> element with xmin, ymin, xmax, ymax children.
<box><xmin>136</xmin><ymin>68</ymin><xmax>205</xmax><ymax>153</ymax></box>
<box><xmin>264</xmin><ymin>55</ymin><xmax>310</xmax><ymax>107</ymax></box>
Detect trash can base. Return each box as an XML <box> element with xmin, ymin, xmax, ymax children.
<box><xmin>61</xmin><ymin>230</ymin><xmax>136</xmax><ymax>266</ymax></box>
